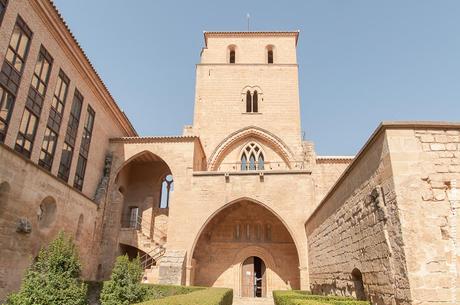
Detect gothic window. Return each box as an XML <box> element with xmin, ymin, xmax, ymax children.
<box><xmin>245</xmin><ymin>223</ymin><xmax>251</xmax><ymax>240</ymax></box>
<box><xmin>243</xmin><ymin>89</ymin><xmax>261</xmax><ymax>113</ymax></box>
<box><xmin>240</xmin><ymin>142</ymin><xmax>264</xmax><ymax>171</ymax></box>
<box><xmin>159</xmin><ymin>174</ymin><xmax>173</xmax><ymax>208</ymax></box>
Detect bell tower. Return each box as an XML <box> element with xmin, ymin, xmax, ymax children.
<box><xmin>192</xmin><ymin>31</ymin><xmax>303</xmax><ymax>160</ymax></box>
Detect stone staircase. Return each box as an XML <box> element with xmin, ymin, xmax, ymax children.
<box><xmin>119</xmin><ymin>214</ymin><xmax>166</xmax><ymax>283</ymax></box>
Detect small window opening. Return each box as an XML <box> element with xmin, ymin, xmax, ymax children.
<box><xmin>253</xmin><ymin>91</ymin><xmax>258</xmax><ymax>112</ymax></box>
<box><xmin>229</xmin><ymin>49</ymin><xmax>235</xmax><ymax>63</ymax></box>
<box><xmin>246</xmin><ymin>91</ymin><xmax>252</xmax><ymax>112</ymax></box>
<box><xmin>159</xmin><ymin>174</ymin><xmax>173</xmax><ymax>208</ymax></box>
<box><xmin>268</xmin><ymin>50</ymin><xmax>273</xmax><ymax>64</ymax></box>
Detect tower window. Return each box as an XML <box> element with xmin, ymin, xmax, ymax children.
<box><xmin>268</xmin><ymin>50</ymin><xmax>273</xmax><ymax>64</ymax></box>
<box><xmin>253</xmin><ymin>91</ymin><xmax>258</xmax><ymax>112</ymax></box>
<box><xmin>246</xmin><ymin>90</ymin><xmax>251</xmax><ymax>112</ymax></box>
<box><xmin>229</xmin><ymin>49</ymin><xmax>235</xmax><ymax>63</ymax></box>
<box><xmin>240</xmin><ymin>142</ymin><xmax>264</xmax><ymax>171</ymax></box>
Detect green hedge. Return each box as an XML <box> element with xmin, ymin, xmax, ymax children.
<box><xmin>273</xmin><ymin>290</ymin><xmax>369</xmax><ymax>305</ymax></box>
<box><xmin>134</xmin><ymin>287</ymin><xmax>232</xmax><ymax>305</ymax></box>
<box><xmin>142</xmin><ymin>284</ymin><xmax>204</xmax><ymax>300</ymax></box>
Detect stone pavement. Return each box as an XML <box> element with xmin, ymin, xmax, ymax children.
<box><xmin>232</xmin><ymin>297</ymin><xmax>275</xmax><ymax>305</ymax></box>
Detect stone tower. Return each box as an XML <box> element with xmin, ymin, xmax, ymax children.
<box><xmin>192</xmin><ymin>32</ymin><xmax>304</xmax><ymax>164</ymax></box>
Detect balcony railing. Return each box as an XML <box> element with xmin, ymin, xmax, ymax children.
<box><xmin>215</xmin><ymin>161</ymin><xmax>305</xmax><ymax>172</ymax></box>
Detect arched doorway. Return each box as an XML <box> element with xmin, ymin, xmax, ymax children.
<box><xmin>242</xmin><ymin>256</ymin><xmax>266</xmax><ymax>297</ymax></box>
<box><xmin>191</xmin><ymin>199</ymin><xmax>300</xmax><ymax>296</ymax></box>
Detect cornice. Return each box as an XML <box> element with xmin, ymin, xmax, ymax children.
<box><xmin>204</xmin><ymin>31</ymin><xmax>300</xmax><ymax>46</ymax></box>
<box><xmin>32</xmin><ymin>0</ymin><xmax>137</xmax><ymax>136</ymax></box>
<box><xmin>305</xmin><ymin>120</ymin><xmax>460</xmax><ymax>227</ymax></box>
<box><xmin>110</xmin><ymin>135</ymin><xmax>200</xmax><ymax>144</ymax></box>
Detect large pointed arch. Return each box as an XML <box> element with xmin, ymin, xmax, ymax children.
<box><xmin>208</xmin><ymin>126</ymin><xmax>295</xmax><ymax>171</ymax></box>
<box><xmin>114</xmin><ymin>150</ymin><xmax>173</xmax><ymax>182</ymax></box>
<box><xmin>188</xmin><ymin>196</ymin><xmax>301</xmax><ymax>267</ymax></box>
<box><xmin>189</xmin><ymin>197</ymin><xmax>301</xmax><ymax>293</ymax></box>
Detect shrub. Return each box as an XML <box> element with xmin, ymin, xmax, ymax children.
<box><xmin>273</xmin><ymin>290</ymin><xmax>370</xmax><ymax>305</ymax></box>
<box><xmin>142</xmin><ymin>284</ymin><xmax>204</xmax><ymax>300</ymax></box>
<box><xmin>100</xmin><ymin>255</ymin><xmax>147</xmax><ymax>305</ymax></box>
<box><xmin>6</xmin><ymin>232</ymin><xmax>87</xmax><ymax>305</ymax></box>
<box><xmin>134</xmin><ymin>287</ymin><xmax>233</xmax><ymax>305</ymax></box>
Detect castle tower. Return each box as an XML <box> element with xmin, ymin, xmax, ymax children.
<box><xmin>192</xmin><ymin>31</ymin><xmax>304</xmax><ymax>169</ymax></box>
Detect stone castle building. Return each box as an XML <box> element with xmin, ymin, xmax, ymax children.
<box><xmin>0</xmin><ymin>1</ymin><xmax>459</xmax><ymax>304</ymax></box>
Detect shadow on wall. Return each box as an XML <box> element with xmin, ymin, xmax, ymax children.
<box><xmin>191</xmin><ymin>200</ymin><xmax>300</xmax><ymax>291</ymax></box>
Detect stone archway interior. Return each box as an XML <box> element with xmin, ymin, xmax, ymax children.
<box><xmin>192</xmin><ymin>200</ymin><xmax>300</xmax><ymax>295</ymax></box>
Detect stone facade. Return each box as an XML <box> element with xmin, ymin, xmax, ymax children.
<box><xmin>0</xmin><ymin>1</ymin><xmax>458</xmax><ymax>304</ymax></box>
<box><xmin>306</xmin><ymin>123</ymin><xmax>460</xmax><ymax>305</ymax></box>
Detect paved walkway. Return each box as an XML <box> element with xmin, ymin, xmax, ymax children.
<box><xmin>233</xmin><ymin>297</ymin><xmax>274</xmax><ymax>305</ymax></box>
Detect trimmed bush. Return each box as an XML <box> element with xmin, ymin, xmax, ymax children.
<box><xmin>273</xmin><ymin>290</ymin><xmax>370</xmax><ymax>305</ymax></box>
<box><xmin>100</xmin><ymin>255</ymin><xmax>147</xmax><ymax>305</ymax></box>
<box><xmin>142</xmin><ymin>284</ymin><xmax>204</xmax><ymax>300</ymax></box>
<box><xmin>135</xmin><ymin>287</ymin><xmax>233</xmax><ymax>305</ymax></box>
<box><xmin>6</xmin><ymin>232</ymin><xmax>87</xmax><ymax>305</ymax></box>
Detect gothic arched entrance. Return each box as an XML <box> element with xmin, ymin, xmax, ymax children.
<box><xmin>190</xmin><ymin>199</ymin><xmax>300</xmax><ymax>296</ymax></box>
<box><xmin>242</xmin><ymin>256</ymin><xmax>266</xmax><ymax>297</ymax></box>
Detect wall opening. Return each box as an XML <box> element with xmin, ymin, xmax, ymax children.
<box><xmin>38</xmin><ymin>196</ymin><xmax>57</xmax><ymax>230</ymax></box>
<box><xmin>351</xmin><ymin>268</ymin><xmax>366</xmax><ymax>300</ymax></box>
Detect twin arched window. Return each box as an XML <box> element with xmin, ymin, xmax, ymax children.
<box><xmin>246</xmin><ymin>90</ymin><xmax>258</xmax><ymax>113</ymax></box>
<box><xmin>241</xmin><ymin>142</ymin><xmax>264</xmax><ymax>171</ymax></box>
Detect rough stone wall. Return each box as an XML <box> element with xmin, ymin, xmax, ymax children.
<box><xmin>0</xmin><ymin>146</ymin><xmax>100</xmax><ymax>301</ymax></box>
<box><xmin>305</xmin><ymin>131</ymin><xmax>412</xmax><ymax>305</ymax></box>
<box><xmin>387</xmin><ymin>127</ymin><xmax>460</xmax><ymax>305</ymax></box>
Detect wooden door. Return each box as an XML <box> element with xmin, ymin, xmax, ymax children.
<box><xmin>242</xmin><ymin>257</ymin><xmax>255</xmax><ymax>297</ymax></box>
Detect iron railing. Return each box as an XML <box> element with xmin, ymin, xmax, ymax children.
<box><xmin>120</xmin><ymin>212</ymin><xmax>166</xmax><ymax>268</ymax></box>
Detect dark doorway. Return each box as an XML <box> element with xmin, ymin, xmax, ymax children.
<box><xmin>351</xmin><ymin>268</ymin><xmax>366</xmax><ymax>300</ymax></box>
<box><xmin>242</xmin><ymin>256</ymin><xmax>266</xmax><ymax>297</ymax></box>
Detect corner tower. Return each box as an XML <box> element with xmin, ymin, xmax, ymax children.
<box><xmin>192</xmin><ymin>31</ymin><xmax>303</xmax><ymax>166</ymax></box>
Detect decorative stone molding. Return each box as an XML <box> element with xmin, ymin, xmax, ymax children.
<box><xmin>208</xmin><ymin>126</ymin><xmax>295</xmax><ymax>171</ymax></box>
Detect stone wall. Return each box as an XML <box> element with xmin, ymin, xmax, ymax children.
<box><xmin>305</xmin><ymin>129</ymin><xmax>412</xmax><ymax>305</ymax></box>
<box><xmin>192</xmin><ymin>200</ymin><xmax>300</xmax><ymax>295</ymax></box>
<box><xmin>0</xmin><ymin>145</ymin><xmax>100</xmax><ymax>301</ymax></box>
<box><xmin>313</xmin><ymin>157</ymin><xmax>353</xmax><ymax>204</ymax></box>
<box><xmin>386</xmin><ymin>126</ymin><xmax>460</xmax><ymax>304</ymax></box>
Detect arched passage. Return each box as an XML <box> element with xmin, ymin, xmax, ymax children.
<box><xmin>114</xmin><ymin>151</ymin><xmax>172</xmax><ymax>262</ymax></box>
<box><xmin>190</xmin><ymin>199</ymin><xmax>300</xmax><ymax>296</ymax></box>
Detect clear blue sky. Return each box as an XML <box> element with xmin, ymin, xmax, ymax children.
<box><xmin>53</xmin><ymin>0</ymin><xmax>460</xmax><ymax>155</ymax></box>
